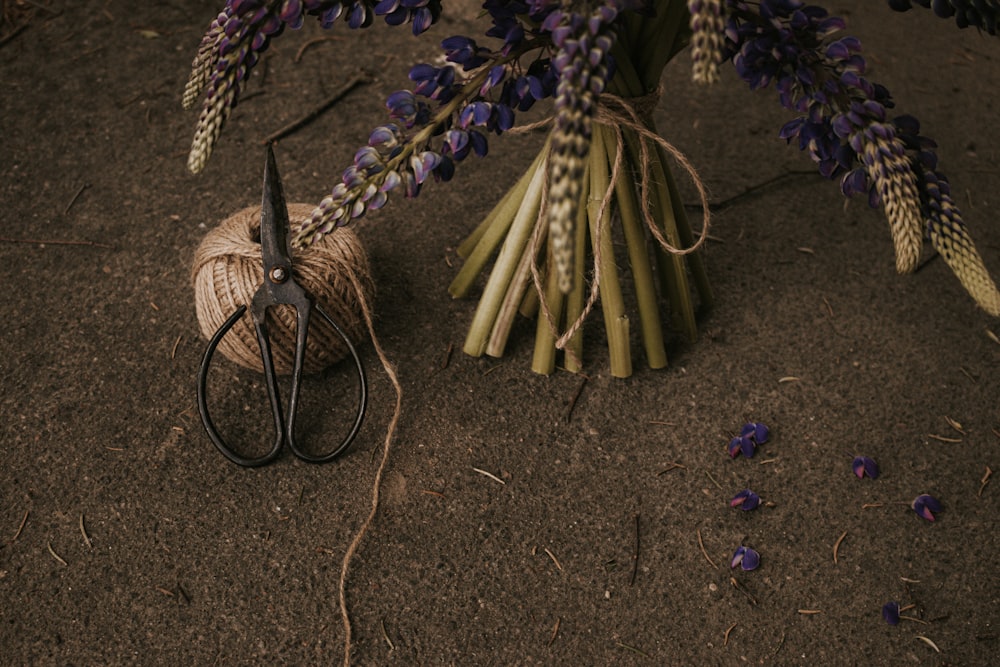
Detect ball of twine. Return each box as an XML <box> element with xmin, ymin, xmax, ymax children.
<box><xmin>192</xmin><ymin>203</ymin><xmax>373</xmax><ymax>375</ymax></box>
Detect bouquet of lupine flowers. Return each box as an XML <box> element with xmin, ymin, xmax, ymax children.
<box><xmin>185</xmin><ymin>0</ymin><xmax>1000</xmax><ymax>377</ymax></box>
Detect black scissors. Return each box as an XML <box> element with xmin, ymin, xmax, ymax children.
<box><xmin>197</xmin><ymin>145</ymin><xmax>367</xmax><ymax>467</ymax></box>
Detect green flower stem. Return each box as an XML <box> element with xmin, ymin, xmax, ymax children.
<box><xmin>561</xmin><ymin>168</ymin><xmax>591</xmax><ymax>373</ymax></box>
<box><xmin>486</xmin><ymin>215</ymin><xmax>546</xmax><ymax>357</ymax></box>
<box><xmin>598</xmin><ymin>125</ymin><xmax>668</xmax><ymax>369</ymax></box>
<box><xmin>619</xmin><ymin>125</ymin><xmax>698</xmax><ymax>342</ymax></box>
<box><xmin>450</xmin><ymin>147</ymin><xmax>549</xmax><ymax>297</ymax></box>
<box><xmin>630</xmin><ymin>0</ymin><xmax>692</xmax><ymax>87</ymax></box>
<box><xmin>658</xmin><ymin>143</ymin><xmax>714</xmax><ymax>310</ymax></box>
<box><xmin>462</xmin><ymin>153</ymin><xmax>548</xmax><ymax>357</ymax></box>
<box><xmin>518</xmin><ymin>276</ymin><xmax>539</xmax><ymax>317</ymax></box>
<box><xmin>587</xmin><ymin>128</ymin><xmax>632</xmax><ymax>378</ymax></box>
<box><xmin>606</xmin><ymin>37</ymin><xmax>645</xmax><ymax>99</ymax></box>
<box><xmin>531</xmin><ymin>243</ymin><xmax>564</xmax><ymax>375</ymax></box>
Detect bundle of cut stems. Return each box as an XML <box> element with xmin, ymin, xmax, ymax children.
<box><xmin>448</xmin><ymin>1</ymin><xmax>712</xmax><ymax>377</ymax></box>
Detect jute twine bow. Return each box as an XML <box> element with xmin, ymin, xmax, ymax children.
<box><xmin>524</xmin><ymin>87</ymin><xmax>712</xmax><ymax>368</ymax></box>
<box><xmin>192</xmin><ymin>204</ymin><xmax>400</xmax><ymax>667</ymax></box>
<box><xmin>192</xmin><ymin>204</ymin><xmax>374</xmax><ymax>375</ymax></box>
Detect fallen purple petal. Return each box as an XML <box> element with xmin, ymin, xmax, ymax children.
<box><xmin>852</xmin><ymin>455</ymin><xmax>879</xmax><ymax>479</ymax></box>
<box><xmin>730</xmin><ymin>545</ymin><xmax>760</xmax><ymax>571</ymax></box>
<box><xmin>882</xmin><ymin>601</ymin><xmax>900</xmax><ymax>625</ymax></box>
<box><xmin>740</xmin><ymin>421</ymin><xmax>769</xmax><ymax>445</ymax></box>
<box><xmin>727</xmin><ymin>436</ymin><xmax>743</xmax><ymax>458</ymax></box>
<box><xmin>911</xmin><ymin>494</ymin><xmax>942</xmax><ymax>521</ymax></box>
<box><xmin>730</xmin><ymin>489</ymin><xmax>760</xmax><ymax>511</ymax></box>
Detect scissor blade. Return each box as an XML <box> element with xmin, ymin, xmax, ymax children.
<box><xmin>260</xmin><ymin>144</ymin><xmax>293</xmax><ymax>272</ymax></box>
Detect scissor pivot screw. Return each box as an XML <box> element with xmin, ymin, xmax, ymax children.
<box><xmin>269</xmin><ymin>266</ymin><xmax>288</xmax><ymax>283</ymax></box>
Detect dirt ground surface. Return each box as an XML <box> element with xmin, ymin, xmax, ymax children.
<box><xmin>2</xmin><ymin>1</ymin><xmax>999</xmax><ymax>665</ymax></box>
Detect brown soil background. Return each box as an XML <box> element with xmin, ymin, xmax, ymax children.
<box><xmin>1</xmin><ymin>1</ymin><xmax>998</xmax><ymax>664</ymax></box>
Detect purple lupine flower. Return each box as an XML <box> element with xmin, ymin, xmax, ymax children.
<box><xmin>688</xmin><ymin>0</ymin><xmax>726</xmax><ymax>84</ymax></box>
<box><xmin>887</xmin><ymin>0</ymin><xmax>999</xmax><ymax>34</ymax></box>
<box><xmin>184</xmin><ymin>0</ymin><xmax>443</xmax><ymax>173</ymax></box>
<box><xmin>730</xmin><ymin>545</ymin><xmax>760</xmax><ymax>571</ymax></box>
<box><xmin>882</xmin><ymin>600</ymin><xmax>901</xmax><ymax>625</ymax></box>
<box><xmin>290</xmin><ymin>1</ymin><xmax>649</xmax><ymax>248</ymax></box>
<box><xmin>852</xmin><ymin>455</ymin><xmax>879</xmax><ymax>479</ymax></box>
<box><xmin>725</xmin><ymin>1</ymin><xmax>924</xmax><ymax>273</ymax></box>
<box><xmin>730</xmin><ymin>489</ymin><xmax>761</xmax><ymax>510</ymax></box>
<box><xmin>544</xmin><ymin>3</ymin><xmax>630</xmax><ymax>293</ymax></box>
<box><xmin>441</xmin><ymin>35</ymin><xmax>492</xmax><ymax>70</ymax></box>
<box><xmin>911</xmin><ymin>494</ymin><xmax>942</xmax><ymax>521</ymax></box>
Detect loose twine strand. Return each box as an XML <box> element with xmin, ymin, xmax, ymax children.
<box><xmin>195</xmin><ymin>206</ymin><xmax>397</xmax><ymax>666</ymax></box>
<box><xmin>521</xmin><ymin>88</ymin><xmax>712</xmax><ymax>366</ymax></box>
<box><xmin>337</xmin><ymin>263</ymin><xmax>402</xmax><ymax>667</ymax></box>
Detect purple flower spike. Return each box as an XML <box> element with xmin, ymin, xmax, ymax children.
<box><xmin>882</xmin><ymin>601</ymin><xmax>900</xmax><ymax>626</ymax></box>
<box><xmin>911</xmin><ymin>494</ymin><xmax>942</xmax><ymax>521</ymax></box>
<box><xmin>730</xmin><ymin>489</ymin><xmax>761</xmax><ymax>511</ymax></box>
<box><xmin>730</xmin><ymin>546</ymin><xmax>760</xmax><ymax>571</ymax></box>
<box><xmin>852</xmin><ymin>455</ymin><xmax>879</xmax><ymax>479</ymax></box>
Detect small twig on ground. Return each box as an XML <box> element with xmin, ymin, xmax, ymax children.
<box><xmin>10</xmin><ymin>510</ymin><xmax>29</xmax><ymax>543</ymax></box>
<box><xmin>696</xmin><ymin>528</ymin><xmax>718</xmax><ymax>570</ymax></box>
<box><xmin>155</xmin><ymin>586</ymin><xmax>175</xmax><ymax>597</ymax></box>
<box><xmin>630</xmin><ymin>513</ymin><xmax>640</xmax><ymax>586</ymax></box>
<box><xmin>0</xmin><ymin>236</ymin><xmax>115</xmax><ymax>249</ymax></box>
<box><xmin>262</xmin><ymin>72</ymin><xmax>371</xmax><ymax>145</ymax></box>
<box><xmin>380</xmin><ymin>619</ymin><xmax>395</xmax><ymax>651</ymax></box>
<box><xmin>704</xmin><ymin>470</ymin><xmax>723</xmax><ymax>491</ymax></box>
<box><xmin>944</xmin><ymin>416</ymin><xmax>965</xmax><ymax>435</ymax></box>
<box><xmin>543</xmin><ymin>548</ymin><xmax>563</xmax><ymax>571</ymax></box>
<box><xmin>832</xmin><ymin>530</ymin><xmax>847</xmax><ymax>564</ymax></box>
<box><xmin>47</xmin><ymin>542</ymin><xmax>67</xmax><ymax>566</ymax></box>
<box><xmin>177</xmin><ymin>582</ymin><xmax>191</xmax><ymax>604</ymax></box>
<box><xmin>440</xmin><ymin>342</ymin><xmax>453</xmax><ymax>371</ymax></box>
<box><xmin>656</xmin><ymin>462</ymin><xmax>686</xmax><ymax>476</ymax></box>
<box><xmin>723</xmin><ymin>622</ymin><xmax>737</xmax><ymax>646</ymax></box>
<box><xmin>63</xmin><ymin>182</ymin><xmax>90</xmax><ymax>214</ymax></box>
<box><xmin>730</xmin><ymin>577</ymin><xmax>758</xmax><ymax>605</ymax></box>
<box><xmin>472</xmin><ymin>467</ymin><xmax>505</xmax><ymax>485</ymax></box>
<box><xmin>171</xmin><ymin>335</ymin><xmax>183</xmax><ymax>360</ymax></box>
<box><xmin>20</xmin><ymin>0</ymin><xmax>59</xmax><ymax>15</ymax></box>
<box><xmin>915</xmin><ymin>635</ymin><xmax>942</xmax><ymax>653</ymax></box>
<box><xmin>798</xmin><ymin>609</ymin><xmax>822</xmax><ymax>615</ymax></box>
<box><xmin>548</xmin><ymin>617</ymin><xmax>560</xmax><ymax>646</ymax></box>
<box><xmin>615</xmin><ymin>642</ymin><xmax>650</xmax><ymax>658</ymax></box>
<box><xmin>685</xmin><ymin>169</ymin><xmax>817</xmax><ymax>213</ymax></box>
<box><xmin>294</xmin><ymin>35</ymin><xmax>343</xmax><ymax>62</ymax></box>
<box><xmin>79</xmin><ymin>514</ymin><xmax>92</xmax><ymax>549</ymax></box>
<box><xmin>767</xmin><ymin>631</ymin><xmax>786</xmax><ymax>661</ymax></box>
<box><xmin>564</xmin><ymin>374</ymin><xmax>588</xmax><ymax>423</ymax></box>
<box><xmin>0</xmin><ymin>22</ymin><xmax>27</xmax><ymax>48</ymax></box>
<box><xmin>978</xmin><ymin>466</ymin><xmax>992</xmax><ymax>497</ymax></box>
<box><xmin>914</xmin><ymin>251</ymin><xmax>941</xmax><ymax>274</ymax></box>
<box><xmin>927</xmin><ymin>433</ymin><xmax>962</xmax><ymax>444</ymax></box>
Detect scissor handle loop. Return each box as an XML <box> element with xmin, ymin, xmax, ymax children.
<box><xmin>287</xmin><ymin>302</ymin><xmax>367</xmax><ymax>463</ymax></box>
<box><xmin>197</xmin><ymin>302</ymin><xmax>368</xmax><ymax>467</ymax></box>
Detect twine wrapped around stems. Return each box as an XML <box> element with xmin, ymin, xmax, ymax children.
<box><xmin>516</xmin><ymin>88</ymin><xmax>713</xmax><ymax>369</ymax></box>
<box><xmin>192</xmin><ymin>203</ymin><xmax>374</xmax><ymax>375</ymax></box>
